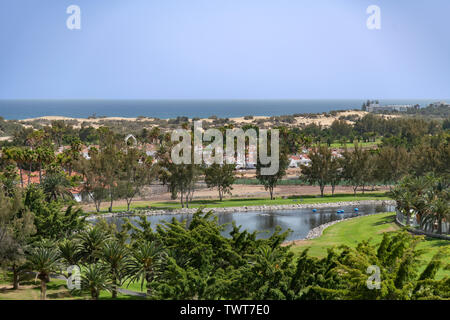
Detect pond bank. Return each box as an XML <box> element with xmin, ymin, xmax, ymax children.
<box><xmin>283</xmin><ymin>211</ymin><xmax>388</xmax><ymax>246</ymax></box>
<box><xmin>85</xmin><ymin>199</ymin><xmax>396</xmax><ymax>221</ymax></box>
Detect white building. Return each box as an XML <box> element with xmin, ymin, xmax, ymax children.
<box><xmin>430</xmin><ymin>101</ymin><xmax>449</xmax><ymax>108</ymax></box>
<box><xmin>367</xmin><ymin>103</ymin><xmax>415</xmax><ymax>113</ymax></box>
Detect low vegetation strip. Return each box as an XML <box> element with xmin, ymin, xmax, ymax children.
<box><xmin>289</xmin><ymin>212</ymin><xmax>450</xmax><ymax>279</ymax></box>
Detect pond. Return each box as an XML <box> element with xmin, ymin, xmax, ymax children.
<box><xmin>99</xmin><ymin>203</ymin><xmax>395</xmax><ymax>241</ymax></box>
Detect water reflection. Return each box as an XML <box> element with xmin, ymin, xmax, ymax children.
<box><xmin>102</xmin><ymin>204</ymin><xmax>395</xmax><ymax>241</ymax></box>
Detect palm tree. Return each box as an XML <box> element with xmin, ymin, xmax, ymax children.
<box><xmin>58</xmin><ymin>238</ymin><xmax>82</xmax><ymax>268</ymax></box>
<box><xmin>68</xmin><ymin>138</ymin><xmax>82</xmax><ymax>176</ymax></box>
<box><xmin>23</xmin><ymin>148</ymin><xmax>36</xmax><ymax>186</ymax></box>
<box><xmin>101</xmin><ymin>240</ymin><xmax>130</xmax><ymax>298</ymax></box>
<box><xmin>4</xmin><ymin>147</ymin><xmax>25</xmax><ymax>188</ymax></box>
<box><xmin>149</xmin><ymin>127</ymin><xmax>161</xmax><ymax>144</ymax></box>
<box><xmin>35</xmin><ymin>146</ymin><xmax>54</xmax><ymax>184</ymax></box>
<box><xmin>42</xmin><ymin>170</ymin><xmax>72</xmax><ymax>201</ymax></box>
<box><xmin>125</xmin><ymin>241</ymin><xmax>165</xmax><ymax>295</ymax></box>
<box><xmin>408</xmin><ymin>176</ymin><xmax>432</xmax><ymax>225</ymax></box>
<box><xmin>80</xmin><ymin>263</ymin><xmax>112</xmax><ymax>300</ymax></box>
<box><xmin>422</xmin><ymin>199</ymin><xmax>450</xmax><ymax>235</ymax></box>
<box><xmin>27</xmin><ymin>247</ymin><xmax>61</xmax><ymax>300</ymax></box>
<box><xmin>391</xmin><ymin>184</ymin><xmax>415</xmax><ymax>226</ymax></box>
<box><xmin>77</xmin><ymin>227</ymin><xmax>111</xmax><ymax>264</ymax></box>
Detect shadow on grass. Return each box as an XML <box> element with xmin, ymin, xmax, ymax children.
<box><xmin>371</xmin><ymin>214</ymin><xmax>396</xmax><ymax>226</ymax></box>
<box><xmin>421</xmin><ymin>237</ymin><xmax>450</xmax><ymax>249</ymax></box>
<box><xmin>98</xmin><ymin>295</ymin><xmax>148</xmax><ymax>300</ymax></box>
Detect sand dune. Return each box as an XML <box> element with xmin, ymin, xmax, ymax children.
<box><xmin>18</xmin><ymin>110</ymin><xmax>381</xmax><ymax>128</ymax></box>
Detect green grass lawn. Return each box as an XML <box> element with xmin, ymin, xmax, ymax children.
<box><xmin>0</xmin><ymin>277</ymin><xmax>146</xmax><ymax>300</ymax></box>
<box><xmin>88</xmin><ymin>192</ymin><xmax>391</xmax><ymax>214</ymax></box>
<box><xmin>0</xmin><ymin>279</ymin><xmax>75</xmax><ymax>300</ymax></box>
<box><xmin>321</xmin><ymin>139</ymin><xmax>382</xmax><ymax>149</ymax></box>
<box><xmin>1</xmin><ymin>212</ymin><xmax>447</xmax><ymax>300</ymax></box>
<box><xmin>289</xmin><ymin>212</ymin><xmax>450</xmax><ymax>279</ymax></box>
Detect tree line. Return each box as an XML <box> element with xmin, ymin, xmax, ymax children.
<box><xmin>1</xmin><ymin>199</ymin><xmax>448</xmax><ymax>300</ymax></box>
<box><xmin>1</xmin><ymin>118</ymin><xmax>449</xmax><ymax>209</ymax></box>
<box><xmin>0</xmin><ymin>115</ymin><xmax>448</xmax><ymax>300</ymax></box>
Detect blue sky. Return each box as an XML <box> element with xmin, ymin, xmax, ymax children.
<box><xmin>0</xmin><ymin>0</ymin><xmax>449</xmax><ymax>99</ymax></box>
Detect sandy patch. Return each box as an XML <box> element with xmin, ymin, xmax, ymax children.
<box><xmin>17</xmin><ymin>110</ymin><xmax>399</xmax><ymax>129</ymax></box>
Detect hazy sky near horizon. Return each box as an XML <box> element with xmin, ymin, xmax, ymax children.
<box><xmin>0</xmin><ymin>1</ymin><xmax>449</xmax><ymax>100</ymax></box>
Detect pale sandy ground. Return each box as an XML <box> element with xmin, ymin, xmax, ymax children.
<box><xmin>17</xmin><ymin>110</ymin><xmax>399</xmax><ymax>129</ymax></box>
<box><xmin>80</xmin><ymin>184</ymin><xmax>390</xmax><ymax>212</ymax></box>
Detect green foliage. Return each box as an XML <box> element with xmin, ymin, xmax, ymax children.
<box><xmin>0</xmin><ymin>190</ymin><xmax>36</xmax><ymax>289</ymax></box>
<box><xmin>256</xmin><ymin>153</ymin><xmax>289</xmax><ymax>200</ymax></box>
<box><xmin>58</xmin><ymin>238</ymin><xmax>82</xmax><ymax>268</ymax></box>
<box><xmin>204</xmin><ymin>163</ymin><xmax>236</xmax><ymax>201</ymax></box>
<box><xmin>391</xmin><ymin>174</ymin><xmax>449</xmax><ymax>234</ymax></box>
<box><xmin>76</xmin><ymin>225</ymin><xmax>112</xmax><ymax>264</ymax></box>
<box><xmin>24</xmin><ymin>184</ymin><xmax>85</xmax><ymax>240</ymax></box>
<box><xmin>101</xmin><ymin>240</ymin><xmax>130</xmax><ymax>298</ymax></box>
<box><xmin>41</xmin><ymin>169</ymin><xmax>73</xmax><ymax>202</ymax></box>
<box><xmin>300</xmin><ymin>145</ymin><xmax>333</xmax><ymax>197</ymax></box>
<box><xmin>341</xmin><ymin>144</ymin><xmax>372</xmax><ymax>195</ymax></box>
<box><xmin>126</xmin><ymin>241</ymin><xmax>166</xmax><ymax>294</ymax></box>
<box><xmin>79</xmin><ymin>263</ymin><xmax>112</xmax><ymax>300</ymax></box>
<box><xmin>142</xmin><ymin>211</ymin><xmax>449</xmax><ymax>300</ymax></box>
<box><xmin>26</xmin><ymin>245</ymin><xmax>61</xmax><ymax>300</ymax></box>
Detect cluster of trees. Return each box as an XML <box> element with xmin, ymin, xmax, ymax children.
<box><xmin>391</xmin><ymin>174</ymin><xmax>449</xmax><ymax>235</ymax></box>
<box><xmin>0</xmin><ymin>185</ymin><xmax>85</xmax><ymax>294</ymax></box>
<box><xmin>298</xmin><ymin>113</ymin><xmax>446</xmax><ymax>147</ymax></box>
<box><xmin>301</xmin><ymin>132</ymin><xmax>449</xmax><ymax>196</ymax></box>
<box><xmin>75</xmin><ymin>128</ymin><xmax>157</xmax><ymax>212</ymax></box>
<box><xmin>0</xmin><ymin>114</ymin><xmax>449</xmax><ymax>300</ymax></box>
<box><xmin>1</xmin><ymin>198</ymin><xmax>449</xmax><ymax>300</ymax></box>
<box><xmin>5</xmin><ymin>111</ymin><xmax>447</xmax><ymax>151</ymax></box>
<box><xmin>0</xmin><ymin>117</ymin><xmax>23</xmax><ymax>138</ymax></box>
<box><xmin>2</xmin><ymin>115</ymin><xmax>449</xmax><ymax>209</ymax></box>
<box><xmin>0</xmin><ymin>128</ymin><xmax>158</xmax><ymax>213</ymax></box>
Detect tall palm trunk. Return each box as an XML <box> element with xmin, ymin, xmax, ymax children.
<box><xmin>109</xmin><ymin>191</ymin><xmax>113</xmax><ymax>213</ymax></box>
<box><xmin>12</xmin><ymin>264</ymin><xmax>19</xmax><ymax>290</ymax></box>
<box><xmin>91</xmin><ymin>288</ymin><xmax>99</xmax><ymax>300</ymax></box>
<box><xmin>39</xmin><ymin>163</ymin><xmax>42</xmax><ymax>184</ymax></box>
<box><xmin>28</xmin><ymin>162</ymin><xmax>32</xmax><ymax>185</ymax></box>
<box><xmin>112</xmin><ymin>276</ymin><xmax>118</xmax><ymax>298</ymax></box>
<box><xmin>405</xmin><ymin>207</ymin><xmax>411</xmax><ymax>226</ymax></box>
<box><xmin>19</xmin><ymin>167</ymin><xmax>24</xmax><ymax>188</ymax></box>
<box><xmin>40</xmin><ymin>280</ymin><xmax>47</xmax><ymax>300</ymax></box>
<box><xmin>146</xmin><ymin>274</ymin><xmax>153</xmax><ymax>296</ymax></box>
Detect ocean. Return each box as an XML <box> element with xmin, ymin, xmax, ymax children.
<box><xmin>0</xmin><ymin>99</ymin><xmax>441</xmax><ymax>120</ymax></box>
